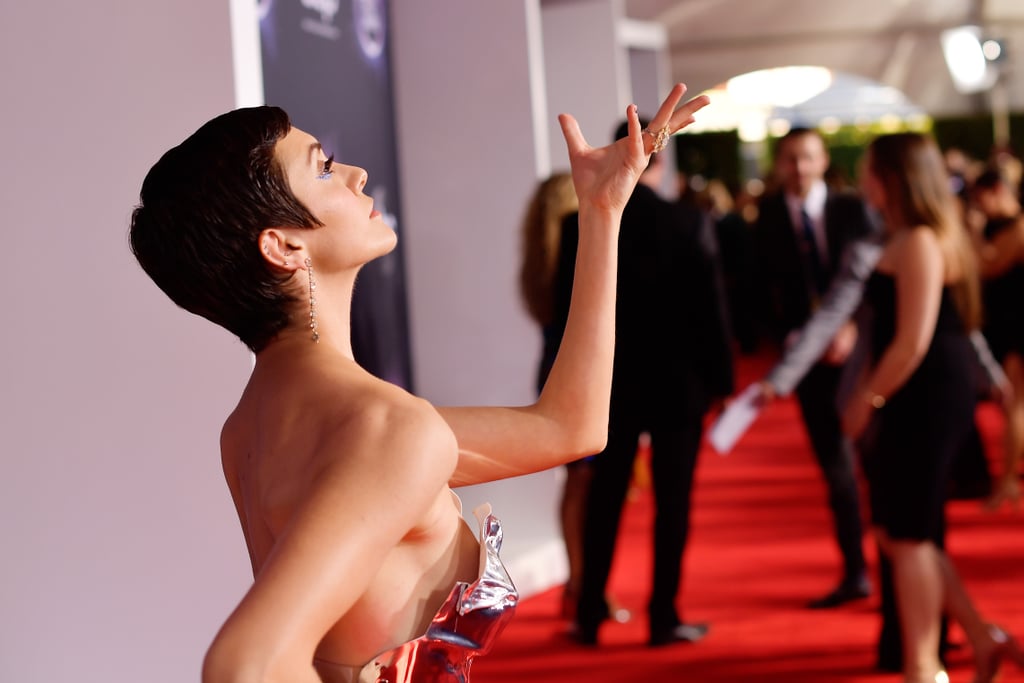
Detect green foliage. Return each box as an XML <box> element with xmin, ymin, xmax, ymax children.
<box><xmin>674</xmin><ymin>113</ymin><xmax>1024</xmax><ymax>193</ymax></box>
<box><xmin>931</xmin><ymin>113</ymin><xmax>1024</xmax><ymax>160</ymax></box>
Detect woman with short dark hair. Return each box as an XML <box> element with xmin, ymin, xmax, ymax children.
<box><xmin>130</xmin><ymin>86</ymin><xmax>708</xmax><ymax>682</ymax></box>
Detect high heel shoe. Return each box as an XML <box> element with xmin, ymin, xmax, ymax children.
<box><xmin>973</xmin><ymin>624</ymin><xmax>1024</xmax><ymax>683</ymax></box>
<box><xmin>991</xmin><ymin>625</ymin><xmax>1024</xmax><ymax>667</ymax></box>
<box><xmin>607</xmin><ymin>596</ymin><xmax>631</xmax><ymax>624</ymax></box>
<box><xmin>560</xmin><ymin>585</ymin><xmax>631</xmax><ymax>623</ymax></box>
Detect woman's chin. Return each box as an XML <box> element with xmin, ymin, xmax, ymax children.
<box><xmin>364</xmin><ymin>232</ymin><xmax>399</xmax><ymax>263</ymax></box>
<box><xmin>379</xmin><ymin>230</ymin><xmax>399</xmax><ymax>255</ymax></box>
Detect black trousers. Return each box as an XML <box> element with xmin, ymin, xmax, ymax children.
<box><xmin>794</xmin><ymin>362</ymin><xmax>869</xmax><ymax>582</ymax></box>
<box><xmin>576</xmin><ymin>407</ymin><xmax>705</xmax><ymax>634</ymax></box>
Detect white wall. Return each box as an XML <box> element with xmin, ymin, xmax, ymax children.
<box><xmin>391</xmin><ymin>2</ymin><xmax>541</xmax><ymax>409</ymax></box>
<box><xmin>622</xmin><ymin>20</ymin><xmax>676</xmax><ymax>198</ymax></box>
<box><xmin>0</xmin><ymin>2</ymin><xmax>254</xmax><ymax>682</ymax></box>
<box><xmin>389</xmin><ymin>0</ymin><xmax>567</xmax><ymax>594</ymax></box>
<box><xmin>541</xmin><ymin>1</ymin><xmax>675</xmax><ymax>197</ymax></box>
<box><xmin>542</xmin><ymin>0</ymin><xmax>628</xmax><ymax>171</ymax></box>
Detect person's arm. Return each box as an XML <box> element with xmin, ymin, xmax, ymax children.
<box><xmin>203</xmin><ymin>398</ymin><xmax>456</xmax><ymax>683</ymax></box>
<box><xmin>968</xmin><ymin>329</ymin><xmax>1010</xmax><ymax>400</ymax></box>
<box><xmin>842</xmin><ymin>228</ymin><xmax>944</xmax><ymax>438</ymax></box>
<box><xmin>763</xmin><ymin>237</ymin><xmax>882</xmax><ymax>397</ymax></box>
<box><xmin>441</xmin><ymin>86</ymin><xmax>710</xmax><ymax>487</ymax></box>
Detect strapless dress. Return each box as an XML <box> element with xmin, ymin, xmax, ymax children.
<box><xmin>317</xmin><ymin>504</ymin><xmax>518</xmax><ymax>683</ymax></box>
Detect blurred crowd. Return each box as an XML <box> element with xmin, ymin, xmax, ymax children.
<box><xmin>519</xmin><ymin>126</ymin><xmax>1024</xmax><ymax>682</ymax></box>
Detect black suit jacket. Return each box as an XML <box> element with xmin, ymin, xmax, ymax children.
<box><xmin>554</xmin><ymin>184</ymin><xmax>734</xmax><ymax>419</ymax></box>
<box><xmin>755</xmin><ymin>189</ymin><xmax>874</xmax><ymax>341</ymax></box>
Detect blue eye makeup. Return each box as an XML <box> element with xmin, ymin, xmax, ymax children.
<box><xmin>317</xmin><ymin>154</ymin><xmax>335</xmax><ymax>180</ymax></box>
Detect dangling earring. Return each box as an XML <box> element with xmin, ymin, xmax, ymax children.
<box><xmin>306</xmin><ymin>257</ymin><xmax>319</xmax><ymax>343</ymax></box>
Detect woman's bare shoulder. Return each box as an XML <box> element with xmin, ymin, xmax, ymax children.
<box><xmin>222</xmin><ymin>359</ymin><xmax>455</xmax><ymax>479</ymax></box>
<box><xmin>884</xmin><ymin>225</ymin><xmax>939</xmax><ymax>260</ymax></box>
<box><xmin>336</xmin><ymin>383</ymin><xmax>451</xmax><ymax>449</ymax></box>
<box><xmin>876</xmin><ymin>227</ymin><xmax>943</xmax><ymax>279</ymax></box>
<box><xmin>902</xmin><ymin>224</ymin><xmax>941</xmax><ymax>247</ymax></box>
<box><xmin>221</xmin><ymin>361</ymin><xmax>458</xmax><ymax>544</ymax></box>
<box><xmin>301</xmin><ymin>370</ymin><xmax>458</xmax><ymax>480</ymax></box>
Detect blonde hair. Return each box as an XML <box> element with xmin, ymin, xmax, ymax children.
<box><xmin>519</xmin><ymin>173</ymin><xmax>579</xmax><ymax>326</ymax></box>
<box><xmin>868</xmin><ymin>132</ymin><xmax>981</xmax><ymax>330</ymax></box>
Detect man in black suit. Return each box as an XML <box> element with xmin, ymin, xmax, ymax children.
<box><xmin>565</xmin><ymin>120</ymin><xmax>734</xmax><ymax>646</ymax></box>
<box><xmin>755</xmin><ymin>127</ymin><xmax>874</xmax><ymax>608</ymax></box>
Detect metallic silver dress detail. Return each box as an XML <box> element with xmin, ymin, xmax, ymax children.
<box><xmin>324</xmin><ymin>504</ymin><xmax>519</xmax><ymax>683</ymax></box>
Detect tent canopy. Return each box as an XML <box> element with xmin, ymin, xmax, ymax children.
<box><xmin>625</xmin><ymin>0</ymin><xmax>1024</xmax><ymax>118</ymax></box>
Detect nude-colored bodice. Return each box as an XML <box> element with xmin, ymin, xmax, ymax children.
<box><xmin>315</xmin><ymin>504</ymin><xmax>518</xmax><ymax>683</ymax></box>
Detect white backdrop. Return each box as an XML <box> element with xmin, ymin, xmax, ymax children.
<box><xmin>0</xmin><ymin>2</ymin><xmax>254</xmax><ymax>681</ymax></box>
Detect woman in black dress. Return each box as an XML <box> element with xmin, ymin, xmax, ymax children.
<box><xmin>969</xmin><ymin>169</ymin><xmax>1024</xmax><ymax>509</ymax></box>
<box><xmin>842</xmin><ymin>133</ymin><xmax>1023</xmax><ymax>683</ymax></box>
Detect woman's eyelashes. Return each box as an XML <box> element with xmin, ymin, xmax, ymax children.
<box><xmin>317</xmin><ymin>154</ymin><xmax>335</xmax><ymax>181</ymax></box>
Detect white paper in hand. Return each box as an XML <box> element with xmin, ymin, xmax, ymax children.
<box><xmin>707</xmin><ymin>383</ymin><xmax>763</xmax><ymax>455</ymax></box>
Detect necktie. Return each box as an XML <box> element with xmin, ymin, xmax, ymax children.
<box><xmin>800</xmin><ymin>207</ymin><xmax>826</xmax><ymax>295</ymax></box>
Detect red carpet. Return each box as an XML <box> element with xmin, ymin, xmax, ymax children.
<box><xmin>475</xmin><ymin>353</ymin><xmax>1024</xmax><ymax>683</ymax></box>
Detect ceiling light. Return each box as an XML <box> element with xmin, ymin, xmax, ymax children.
<box><xmin>941</xmin><ymin>26</ymin><xmax>997</xmax><ymax>93</ymax></box>
<box><xmin>726</xmin><ymin>66</ymin><xmax>833</xmax><ymax>108</ymax></box>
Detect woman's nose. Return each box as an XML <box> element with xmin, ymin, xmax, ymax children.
<box><xmin>347</xmin><ymin>167</ymin><xmax>368</xmax><ymax>193</ymax></box>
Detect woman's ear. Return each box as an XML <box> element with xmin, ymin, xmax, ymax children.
<box><xmin>259</xmin><ymin>228</ymin><xmax>305</xmax><ymax>271</ymax></box>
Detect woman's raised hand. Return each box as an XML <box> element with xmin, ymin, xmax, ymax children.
<box><xmin>557</xmin><ymin>84</ymin><xmax>710</xmax><ymax>216</ymax></box>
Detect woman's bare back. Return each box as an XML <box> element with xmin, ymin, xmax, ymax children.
<box><xmin>219</xmin><ymin>349</ymin><xmax>480</xmax><ymax>669</ymax></box>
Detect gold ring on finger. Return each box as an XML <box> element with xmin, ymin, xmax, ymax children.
<box><xmin>642</xmin><ymin>125</ymin><xmax>671</xmax><ymax>153</ymax></box>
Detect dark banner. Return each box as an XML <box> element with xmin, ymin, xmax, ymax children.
<box><xmin>259</xmin><ymin>0</ymin><xmax>413</xmax><ymax>389</ymax></box>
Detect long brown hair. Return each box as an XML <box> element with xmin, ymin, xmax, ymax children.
<box><xmin>519</xmin><ymin>173</ymin><xmax>578</xmax><ymax>326</ymax></box>
<box><xmin>868</xmin><ymin>132</ymin><xmax>981</xmax><ymax>330</ymax></box>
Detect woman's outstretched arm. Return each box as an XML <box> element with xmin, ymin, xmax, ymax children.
<box><xmin>440</xmin><ymin>85</ymin><xmax>710</xmax><ymax>487</ymax></box>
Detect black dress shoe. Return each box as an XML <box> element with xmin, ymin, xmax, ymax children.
<box><xmin>568</xmin><ymin>621</ymin><xmax>598</xmax><ymax>645</ymax></box>
<box><xmin>874</xmin><ymin>655</ymin><xmax>902</xmax><ymax>673</ymax></box>
<box><xmin>648</xmin><ymin>622</ymin><xmax>709</xmax><ymax>647</ymax></box>
<box><xmin>807</xmin><ymin>577</ymin><xmax>872</xmax><ymax>609</ymax></box>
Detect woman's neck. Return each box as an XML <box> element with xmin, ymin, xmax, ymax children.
<box><xmin>262</xmin><ymin>322</ymin><xmax>355</xmax><ymax>360</ymax></box>
<box><xmin>262</xmin><ymin>271</ymin><xmax>358</xmax><ymax>360</ymax></box>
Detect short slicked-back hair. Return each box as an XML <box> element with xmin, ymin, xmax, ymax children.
<box><xmin>129</xmin><ymin>106</ymin><xmax>322</xmax><ymax>352</ymax></box>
